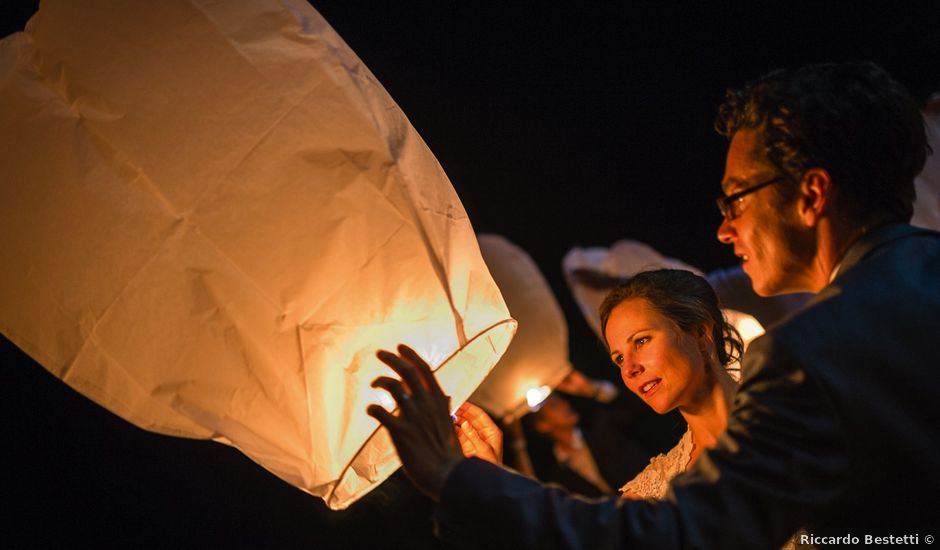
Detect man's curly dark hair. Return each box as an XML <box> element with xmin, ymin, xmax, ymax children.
<box><xmin>715</xmin><ymin>61</ymin><xmax>929</xmax><ymax>224</ymax></box>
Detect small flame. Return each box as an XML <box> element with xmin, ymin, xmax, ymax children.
<box><xmin>526</xmin><ymin>385</ymin><xmax>552</xmax><ymax>410</ymax></box>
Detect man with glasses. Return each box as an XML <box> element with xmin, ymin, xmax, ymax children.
<box><xmin>715</xmin><ymin>175</ymin><xmax>789</xmax><ymax>221</ymax></box>
<box><xmin>367</xmin><ymin>61</ymin><xmax>939</xmax><ymax>548</ymax></box>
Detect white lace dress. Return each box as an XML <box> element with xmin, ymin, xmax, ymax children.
<box><xmin>620</xmin><ymin>430</ymin><xmax>693</xmax><ymax>499</ymax></box>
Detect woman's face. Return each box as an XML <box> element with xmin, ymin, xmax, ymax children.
<box><xmin>604</xmin><ymin>298</ymin><xmax>709</xmax><ymax>414</ymax></box>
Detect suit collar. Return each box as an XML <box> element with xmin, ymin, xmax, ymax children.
<box><xmin>832</xmin><ymin>223</ymin><xmax>936</xmax><ymax>283</ymax></box>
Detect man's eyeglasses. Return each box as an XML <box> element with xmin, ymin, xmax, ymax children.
<box><xmin>715</xmin><ymin>176</ymin><xmax>787</xmax><ymax>220</ymax></box>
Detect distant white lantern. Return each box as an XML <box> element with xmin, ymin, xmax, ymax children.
<box><xmin>0</xmin><ymin>0</ymin><xmax>515</xmax><ymax>510</ymax></box>
<box><xmin>470</xmin><ymin>235</ymin><xmax>572</xmax><ymax>419</ymax></box>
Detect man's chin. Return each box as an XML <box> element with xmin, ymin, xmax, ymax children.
<box><xmin>752</xmin><ymin>276</ymin><xmax>805</xmax><ymax>297</ymax></box>
<box><xmin>753</xmin><ymin>285</ymin><xmax>777</xmax><ymax>297</ymax></box>
<box><xmin>745</xmin><ymin>270</ymin><xmax>784</xmax><ymax>297</ymax></box>
<box><xmin>741</xmin><ymin>266</ymin><xmax>787</xmax><ymax>298</ymax></box>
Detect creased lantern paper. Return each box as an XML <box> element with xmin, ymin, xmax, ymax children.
<box><xmin>469</xmin><ymin>235</ymin><xmax>572</xmax><ymax>420</ymax></box>
<box><xmin>0</xmin><ymin>0</ymin><xmax>515</xmax><ymax>510</ymax></box>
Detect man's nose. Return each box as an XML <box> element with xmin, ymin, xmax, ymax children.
<box><xmin>717</xmin><ymin>217</ymin><xmax>735</xmax><ymax>244</ymax></box>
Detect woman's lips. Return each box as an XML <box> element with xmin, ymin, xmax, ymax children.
<box><xmin>640</xmin><ymin>378</ymin><xmax>662</xmax><ymax>396</ymax></box>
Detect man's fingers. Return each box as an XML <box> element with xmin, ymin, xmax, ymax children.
<box><xmin>371</xmin><ymin>376</ymin><xmax>411</xmax><ymax>407</ymax></box>
<box><xmin>377</xmin><ymin>345</ymin><xmax>450</xmax><ymax>411</ymax></box>
<box><xmin>377</xmin><ymin>348</ymin><xmax>427</xmax><ymax>399</ymax></box>
<box><xmin>398</xmin><ymin>344</ymin><xmax>447</xmax><ymax>396</ymax></box>
<box><xmin>366</xmin><ymin>403</ymin><xmax>401</xmax><ymax>430</ymax></box>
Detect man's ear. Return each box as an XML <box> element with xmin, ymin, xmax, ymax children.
<box><xmin>798</xmin><ymin>167</ymin><xmax>832</xmax><ymax>226</ymax></box>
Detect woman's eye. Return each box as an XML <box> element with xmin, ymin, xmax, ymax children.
<box><xmin>634</xmin><ymin>336</ymin><xmax>650</xmax><ymax>349</ymax></box>
<box><xmin>614</xmin><ymin>354</ymin><xmax>624</xmax><ymax>366</ymax></box>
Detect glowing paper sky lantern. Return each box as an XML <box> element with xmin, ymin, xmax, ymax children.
<box><xmin>0</xmin><ymin>0</ymin><xmax>515</xmax><ymax>510</ymax></box>
<box><xmin>469</xmin><ymin>235</ymin><xmax>572</xmax><ymax>419</ymax></box>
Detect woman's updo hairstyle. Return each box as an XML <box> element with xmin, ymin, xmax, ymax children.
<box><xmin>598</xmin><ymin>269</ymin><xmax>743</xmax><ymax>367</ymax></box>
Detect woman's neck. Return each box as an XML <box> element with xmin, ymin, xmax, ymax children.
<box><xmin>680</xmin><ymin>363</ymin><xmax>738</xmax><ymax>459</ymax></box>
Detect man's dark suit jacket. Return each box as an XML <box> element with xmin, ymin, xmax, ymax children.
<box><xmin>432</xmin><ymin>224</ymin><xmax>940</xmax><ymax>549</ymax></box>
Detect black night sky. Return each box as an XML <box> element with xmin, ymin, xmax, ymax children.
<box><xmin>2</xmin><ymin>2</ymin><xmax>938</xmax><ymax>548</ymax></box>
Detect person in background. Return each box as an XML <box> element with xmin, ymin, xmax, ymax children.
<box><xmin>515</xmin><ymin>389</ymin><xmax>650</xmax><ymax>498</ymax></box>
<box><xmin>521</xmin><ymin>392</ymin><xmax>615</xmax><ymax>496</ymax></box>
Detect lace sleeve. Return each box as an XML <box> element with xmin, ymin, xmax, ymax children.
<box><xmin>620</xmin><ymin>430</ymin><xmax>693</xmax><ymax>500</ymax></box>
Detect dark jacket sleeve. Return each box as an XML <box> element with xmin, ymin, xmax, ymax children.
<box><xmin>432</xmin><ymin>335</ymin><xmax>851</xmax><ymax>550</ymax></box>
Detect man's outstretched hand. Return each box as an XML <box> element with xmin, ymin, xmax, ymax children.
<box><xmin>367</xmin><ymin>344</ymin><xmax>466</xmax><ymax>501</ymax></box>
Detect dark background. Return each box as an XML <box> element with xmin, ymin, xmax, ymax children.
<box><xmin>2</xmin><ymin>1</ymin><xmax>938</xmax><ymax>548</ymax></box>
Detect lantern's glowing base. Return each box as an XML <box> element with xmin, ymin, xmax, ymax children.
<box><xmin>325</xmin><ymin>318</ymin><xmax>516</xmax><ymax>510</ymax></box>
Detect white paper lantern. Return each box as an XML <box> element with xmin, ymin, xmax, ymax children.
<box><xmin>0</xmin><ymin>0</ymin><xmax>515</xmax><ymax>510</ymax></box>
<box><xmin>469</xmin><ymin>235</ymin><xmax>571</xmax><ymax>419</ymax></box>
